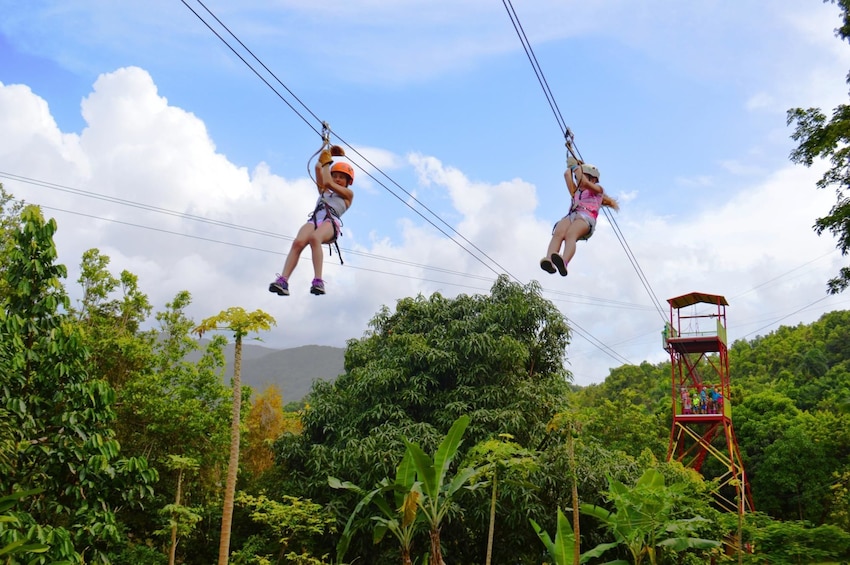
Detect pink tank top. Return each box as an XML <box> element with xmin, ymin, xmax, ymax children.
<box><xmin>571</xmin><ymin>187</ymin><xmax>603</xmax><ymax>219</ymax></box>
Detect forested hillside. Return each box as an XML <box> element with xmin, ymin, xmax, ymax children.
<box><xmin>572</xmin><ymin>311</ymin><xmax>850</xmax><ymax>525</ymax></box>
<box><xmin>187</xmin><ymin>342</ymin><xmax>345</xmax><ymax>403</ymax></box>
<box><xmin>2</xmin><ymin>191</ymin><xmax>849</xmax><ymax>564</ymax></box>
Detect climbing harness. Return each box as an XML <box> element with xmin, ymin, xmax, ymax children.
<box><xmin>308</xmin><ymin>197</ymin><xmax>344</xmax><ymax>265</ymax></box>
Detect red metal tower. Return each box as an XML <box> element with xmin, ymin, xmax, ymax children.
<box><xmin>664</xmin><ymin>292</ymin><xmax>754</xmax><ymax>517</ymax></box>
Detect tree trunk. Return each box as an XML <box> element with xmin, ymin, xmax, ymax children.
<box><xmin>568</xmin><ymin>427</ymin><xmax>580</xmax><ymax>565</ymax></box>
<box><xmin>217</xmin><ymin>336</ymin><xmax>243</xmax><ymax>565</ymax></box>
<box><xmin>168</xmin><ymin>468</ymin><xmax>184</xmax><ymax>565</ymax></box>
<box><xmin>429</xmin><ymin>528</ymin><xmax>445</xmax><ymax>565</ymax></box>
<box><xmin>485</xmin><ymin>474</ymin><xmax>497</xmax><ymax>565</ymax></box>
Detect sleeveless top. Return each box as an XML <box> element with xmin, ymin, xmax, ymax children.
<box><xmin>571</xmin><ymin>187</ymin><xmax>603</xmax><ymax>219</ymax></box>
<box><xmin>316</xmin><ymin>190</ymin><xmax>349</xmax><ymax>218</ymax></box>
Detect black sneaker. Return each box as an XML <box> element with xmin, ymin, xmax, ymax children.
<box><xmin>540</xmin><ymin>257</ymin><xmax>556</xmax><ymax>274</ymax></box>
<box><xmin>551</xmin><ymin>254</ymin><xmax>568</xmax><ymax>276</ymax></box>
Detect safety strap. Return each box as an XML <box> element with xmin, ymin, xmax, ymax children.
<box><xmin>309</xmin><ymin>201</ymin><xmax>344</xmax><ymax>265</ymax></box>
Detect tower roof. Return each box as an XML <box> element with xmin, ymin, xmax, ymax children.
<box><xmin>668</xmin><ymin>292</ymin><xmax>729</xmax><ymax>310</ymax></box>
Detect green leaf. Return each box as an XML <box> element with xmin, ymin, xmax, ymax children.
<box><xmin>433</xmin><ymin>415</ymin><xmax>469</xmax><ymax>488</ymax></box>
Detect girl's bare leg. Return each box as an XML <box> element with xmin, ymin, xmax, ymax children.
<box><xmin>558</xmin><ymin>219</ymin><xmax>590</xmax><ymax>265</ymax></box>
<box><xmin>546</xmin><ymin>218</ymin><xmax>570</xmax><ymax>257</ymax></box>
<box><xmin>309</xmin><ymin>222</ymin><xmax>336</xmax><ymax>281</ymax></box>
<box><xmin>281</xmin><ymin>223</ymin><xmax>314</xmax><ymax>278</ymax></box>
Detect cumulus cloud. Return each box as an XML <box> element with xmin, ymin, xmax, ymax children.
<box><xmin>0</xmin><ymin>66</ymin><xmax>846</xmax><ymax>387</ymax></box>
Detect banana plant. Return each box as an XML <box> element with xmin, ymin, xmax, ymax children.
<box><xmin>580</xmin><ymin>468</ymin><xmax>721</xmax><ymax>565</ymax></box>
<box><xmin>530</xmin><ymin>507</ymin><xmax>618</xmax><ymax>565</ymax></box>
<box><xmin>404</xmin><ymin>415</ymin><xmax>483</xmax><ymax>565</ymax></box>
<box><xmin>329</xmin><ymin>450</ymin><xmax>421</xmax><ymax>565</ymax></box>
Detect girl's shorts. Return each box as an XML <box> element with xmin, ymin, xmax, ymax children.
<box><xmin>313</xmin><ymin>209</ymin><xmax>343</xmax><ymax>239</ymax></box>
<box><xmin>553</xmin><ymin>211</ymin><xmax>596</xmax><ymax>240</ymax></box>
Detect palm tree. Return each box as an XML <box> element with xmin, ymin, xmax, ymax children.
<box><xmin>193</xmin><ymin>307</ymin><xmax>275</xmax><ymax>565</ymax></box>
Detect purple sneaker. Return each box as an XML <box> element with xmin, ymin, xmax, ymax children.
<box><xmin>310</xmin><ymin>278</ymin><xmax>325</xmax><ymax>295</ymax></box>
<box><xmin>269</xmin><ymin>274</ymin><xmax>289</xmax><ymax>296</ymax></box>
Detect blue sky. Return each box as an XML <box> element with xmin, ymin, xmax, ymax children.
<box><xmin>2</xmin><ymin>0</ymin><xmax>850</xmax><ymax>387</ymax></box>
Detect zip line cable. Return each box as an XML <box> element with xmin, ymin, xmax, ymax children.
<box><xmin>41</xmin><ymin>206</ymin><xmax>493</xmax><ymax>294</ymax></box>
<box><xmin>602</xmin><ymin>207</ymin><xmax>668</xmax><ymax>320</ymax></box>
<box><xmin>177</xmin><ymin>0</ymin><xmax>634</xmax><ymax>367</ymax></box>
<box><xmin>500</xmin><ymin>0</ymin><xmax>668</xmax><ymax>326</ymax></box>
<box><xmin>16</xmin><ymin>167</ymin><xmax>840</xmax><ymax>363</ymax></box>
<box><xmin>36</xmin><ymin>206</ymin><xmax>644</xmax><ymax>318</ymax></box>
<box><xmin>181</xmin><ymin>0</ymin><xmax>522</xmax><ymax>284</ymax></box>
<box><xmin>501</xmin><ymin>0</ymin><xmax>569</xmax><ymax>137</ymax></box>
<box><xmin>1</xmin><ymin>171</ymin><xmax>655</xmax><ymax>314</ymax></box>
<box><xmin>179</xmin><ymin>0</ymin><xmax>321</xmax><ymax>138</ymax></box>
<box><xmin>740</xmin><ymin>295</ymin><xmax>831</xmax><ymax>340</ymax></box>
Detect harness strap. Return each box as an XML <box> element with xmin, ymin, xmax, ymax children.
<box><xmin>309</xmin><ymin>201</ymin><xmax>344</xmax><ymax>265</ymax></box>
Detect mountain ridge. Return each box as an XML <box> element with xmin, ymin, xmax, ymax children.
<box><xmin>190</xmin><ymin>342</ymin><xmax>346</xmax><ymax>402</ymax></box>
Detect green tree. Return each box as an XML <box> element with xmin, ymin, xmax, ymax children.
<box><xmin>193</xmin><ymin>307</ymin><xmax>276</xmax><ymax>565</ymax></box>
<box><xmin>72</xmin><ymin>248</ymin><xmax>154</xmax><ymax>389</ymax></box>
<box><xmin>0</xmin><ymin>184</ymin><xmax>24</xmax><ymax>299</ymax></box>
<box><xmin>115</xmin><ymin>290</ymin><xmax>233</xmax><ymax>558</ymax></box>
<box><xmin>463</xmin><ymin>434</ymin><xmax>538</xmax><ymax>565</ymax></box>
<box><xmin>755</xmin><ymin>411</ymin><xmax>848</xmax><ymax>523</ymax></box>
<box><xmin>232</xmin><ymin>493</ymin><xmax>335</xmax><ymax>565</ymax></box>
<box><xmin>787</xmin><ymin>0</ymin><xmax>850</xmax><ymax>293</ymax></box>
<box><xmin>576</xmin><ymin>391</ymin><xmax>667</xmax><ymax>460</ymax></box>
<box><xmin>157</xmin><ymin>455</ymin><xmax>201</xmax><ymax>565</ymax></box>
<box><xmin>274</xmin><ymin>276</ymin><xmax>571</xmax><ymax>561</ymax></box>
<box><xmin>0</xmin><ymin>206</ymin><xmax>156</xmax><ymax>563</ymax></box>
<box><xmin>740</xmin><ymin>514</ymin><xmax>850</xmax><ymax>564</ymax></box>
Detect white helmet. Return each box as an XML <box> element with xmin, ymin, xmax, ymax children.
<box><xmin>581</xmin><ymin>164</ymin><xmax>600</xmax><ymax>179</ymax></box>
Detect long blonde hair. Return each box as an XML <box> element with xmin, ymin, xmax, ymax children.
<box><xmin>602</xmin><ymin>193</ymin><xmax>619</xmax><ymax>211</ymax></box>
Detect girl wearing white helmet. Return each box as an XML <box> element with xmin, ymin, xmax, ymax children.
<box><xmin>269</xmin><ymin>147</ymin><xmax>354</xmax><ymax>296</ymax></box>
<box><xmin>540</xmin><ymin>158</ymin><xmax>618</xmax><ymax>277</ymax></box>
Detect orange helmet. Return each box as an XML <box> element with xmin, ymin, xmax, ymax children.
<box><xmin>331</xmin><ymin>162</ymin><xmax>354</xmax><ymax>185</ymax></box>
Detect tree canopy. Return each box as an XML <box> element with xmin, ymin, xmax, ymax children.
<box><xmin>788</xmin><ymin>0</ymin><xmax>850</xmax><ymax>293</ymax></box>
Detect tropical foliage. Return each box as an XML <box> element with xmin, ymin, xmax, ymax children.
<box><xmin>1</xmin><ymin>182</ymin><xmax>850</xmax><ymax>565</ymax></box>
<box><xmin>787</xmin><ymin>0</ymin><xmax>850</xmax><ymax>294</ymax></box>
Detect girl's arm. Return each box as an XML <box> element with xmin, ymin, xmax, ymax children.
<box><xmin>586</xmin><ymin>179</ymin><xmax>619</xmax><ymax>210</ymax></box>
<box><xmin>315</xmin><ymin>161</ymin><xmax>329</xmax><ymax>194</ymax></box>
<box><xmin>563</xmin><ymin>168</ymin><xmax>578</xmax><ymax>196</ymax></box>
<box><xmin>579</xmin><ymin>173</ymin><xmax>604</xmax><ymax>195</ymax></box>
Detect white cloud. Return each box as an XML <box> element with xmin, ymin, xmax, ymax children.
<box><xmin>1</xmin><ymin>59</ymin><xmax>847</xmax><ymax>387</ymax></box>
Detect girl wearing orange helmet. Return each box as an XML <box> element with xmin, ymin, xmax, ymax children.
<box><xmin>540</xmin><ymin>156</ymin><xmax>618</xmax><ymax>277</ymax></box>
<box><xmin>269</xmin><ymin>147</ymin><xmax>354</xmax><ymax>296</ymax></box>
